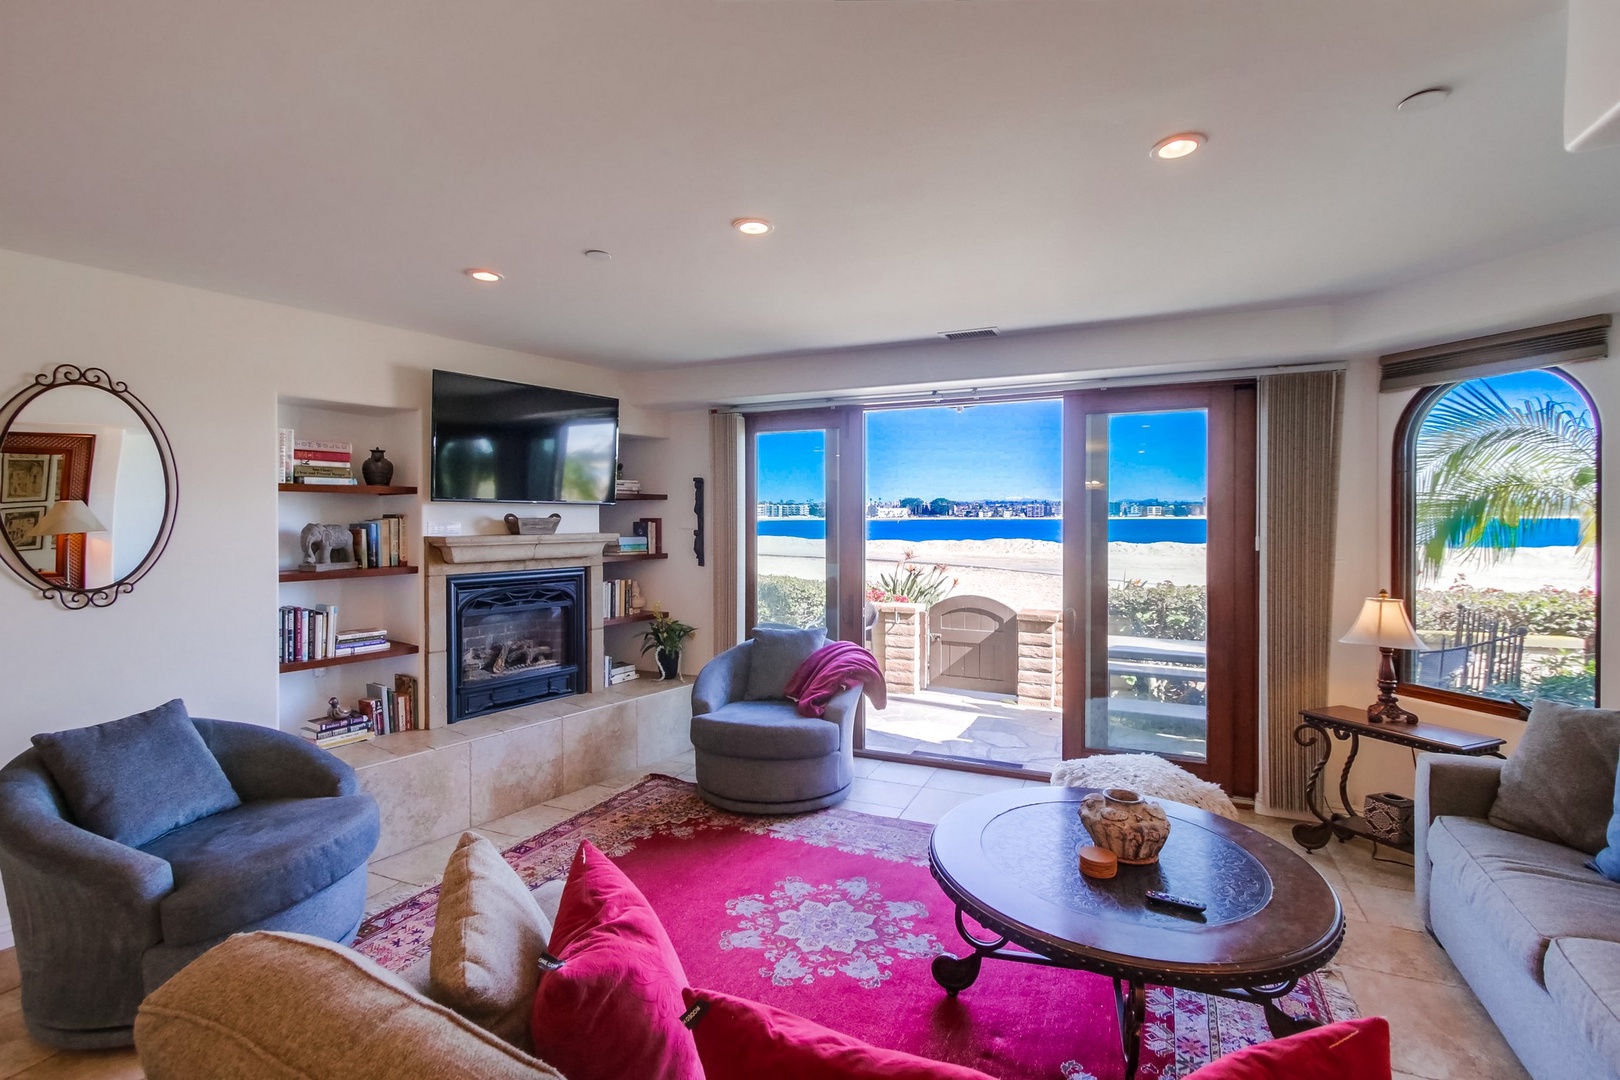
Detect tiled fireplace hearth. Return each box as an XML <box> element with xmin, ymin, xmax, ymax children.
<box><xmin>319</xmin><ymin>531</ymin><xmax>693</xmax><ymax>861</ymax></box>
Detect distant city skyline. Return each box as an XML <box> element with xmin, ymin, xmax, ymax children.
<box><xmin>756</xmin><ymin>400</ymin><xmax>1209</xmax><ymax>505</ymax></box>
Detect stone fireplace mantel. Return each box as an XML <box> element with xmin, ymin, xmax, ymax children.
<box><xmin>426</xmin><ymin>533</ymin><xmax>616</xmax><ymax>565</ymax></box>
<box><xmin>423</xmin><ymin>532</ymin><xmax>619</xmax><ymax>726</ymax></box>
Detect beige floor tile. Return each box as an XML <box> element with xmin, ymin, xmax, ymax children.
<box><xmin>676</xmin><ymin>768</ymin><xmax>698</xmax><ymax>782</ymax></box>
<box><xmin>8</xmin><ymin>1048</ymin><xmax>143</xmax><ymax>1079</ymax></box>
<box><xmin>477</xmin><ymin>802</ymin><xmax>576</xmax><ymax>840</ymax></box>
<box><xmin>899</xmin><ymin>787</ymin><xmax>979</xmax><ymax>824</ymax></box>
<box><xmin>544</xmin><ymin>784</ymin><xmax>620</xmax><ymax>812</ymax></box>
<box><xmin>1306</xmin><ymin>858</ymin><xmax>1367</xmax><ymax>922</ymax></box>
<box><xmin>366</xmin><ymin>871</ymin><xmax>405</xmax><ymax>898</ymax></box>
<box><xmin>1335</xmin><ymin>923</ymin><xmax>1463</xmax><ymax>986</ymax></box>
<box><xmin>367</xmin><ymin>828</ymin><xmax>515</xmax><ymax>887</ymax></box>
<box><xmin>867</xmin><ymin>761</ymin><xmax>938</xmax><ymax>786</ymax></box>
<box><xmin>0</xmin><ymin>951</ymin><xmax>17</xmax><ymax>996</ymax></box>
<box><xmin>1</xmin><ymin>988</ymin><xmax>58</xmax><ymax>1079</ymax></box>
<box><xmin>851</xmin><ymin>757</ymin><xmax>885</xmax><ymax>779</ymax></box>
<box><xmin>840</xmin><ymin>800</ymin><xmax>904</xmax><ymax>818</ymax></box>
<box><xmin>848</xmin><ymin>777</ymin><xmax>922</xmax><ymax>809</ymax></box>
<box><xmin>1340</xmin><ymin>967</ymin><xmax>1529</xmax><ymax>1080</ymax></box>
<box><xmin>600</xmin><ymin>768</ymin><xmax>654</xmax><ymax>791</ymax></box>
<box><xmin>922</xmin><ymin>770</ymin><xmax>1029</xmax><ymax>795</ymax></box>
<box><xmin>645</xmin><ymin>756</ymin><xmax>693</xmax><ymax>777</ymax></box>
<box><xmin>1346</xmin><ymin>880</ymin><xmax>1426</xmax><ymax>933</ymax></box>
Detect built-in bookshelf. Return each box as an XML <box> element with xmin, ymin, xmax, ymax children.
<box><xmin>276</xmin><ymin>398</ymin><xmax>423</xmax><ymax>732</ymax></box>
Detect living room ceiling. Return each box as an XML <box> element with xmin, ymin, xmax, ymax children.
<box><xmin>1</xmin><ymin>1</ymin><xmax>1616</xmax><ymax>370</ymax></box>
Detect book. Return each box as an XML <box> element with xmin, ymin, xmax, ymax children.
<box><xmin>293</xmin><ymin>463</ymin><xmax>354</xmax><ymax>479</ymax></box>
<box><xmin>633</xmin><ymin>517</ymin><xmax>662</xmax><ymax>554</ymax></box>
<box><xmin>316</xmin><ymin>603</ymin><xmax>337</xmax><ymax>659</ymax></box>
<box><xmin>357</xmin><ymin>698</ymin><xmax>383</xmax><ymax>732</ymax></box>
<box><xmin>278</xmin><ymin>428</ymin><xmax>295</xmax><ymax>483</ymax></box>
<box><xmin>300</xmin><ymin>729</ymin><xmax>375</xmax><ymax>749</ymax></box>
<box><xmin>336</xmin><ymin>627</ymin><xmax>388</xmax><ymax>642</ymax></box>
<box><xmin>366</xmin><ymin>682</ymin><xmax>394</xmax><ymax>733</ymax></box>
<box><xmin>349</xmin><ymin>525</ymin><xmax>369</xmax><ymax>569</ymax></box>
<box><xmin>395</xmin><ymin>674</ymin><xmax>420</xmax><ymax>732</ymax></box>
<box><xmin>295</xmin><ymin>440</ymin><xmax>353</xmax><ymax>453</ymax></box>
<box><xmin>609</xmin><ymin>669</ymin><xmax>640</xmax><ymax>685</ymax></box>
<box><xmin>292</xmin><ymin>448</ymin><xmax>352</xmax><ymax>464</ymax></box>
<box><xmin>294</xmin><ymin>476</ymin><xmax>359</xmax><ymax>486</ymax></box>
<box><xmin>335</xmin><ymin>641</ymin><xmax>391</xmax><ymax>657</ymax></box>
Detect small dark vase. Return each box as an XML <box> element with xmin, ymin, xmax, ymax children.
<box><xmin>361</xmin><ymin>448</ymin><xmax>394</xmax><ymax>486</ymax></box>
<box><xmin>655</xmin><ymin>648</ymin><xmax>681</xmax><ymax>681</ymax></box>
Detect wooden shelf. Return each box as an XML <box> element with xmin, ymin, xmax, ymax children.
<box><xmin>611</xmin><ymin>493</ymin><xmax>667</xmax><ymax>501</ymax></box>
<box><xmin>279</xmin><ymin>564</ymin><xmax>419</xmax><ymax>583</ymax></box>
<box><xmin>278</xmin><ymin>483</ymin><xmax>418</xmax><ymax>495</ymax></box>
<box><xmin>603</xmin><ymin>551</ymin><xmax>668</xmax><ymax>563</ymax></box>
<box><xmin>280</xmin><ymin>641</ymin><xmax>419</xmax><ymax>674</ymax></box>
<box><xmin>604</xmin><ymin>612</ymin><xmax>656</xmax><ymax>626</ymax></box>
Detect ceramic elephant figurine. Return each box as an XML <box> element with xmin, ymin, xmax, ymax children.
<box><xmin>299</xmin><ymin>523</ymin><xmax>354</xmax><ymax>565</ymax></box>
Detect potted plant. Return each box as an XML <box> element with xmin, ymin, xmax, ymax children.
<box><xmin>641</xmin><ymin>609</ymin><xmax>697</xmax><ymax>681</ymax></box>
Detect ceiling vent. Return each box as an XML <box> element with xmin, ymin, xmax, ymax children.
<box><xmin>938</xmin><ymin>327</ymin><xmax>1000</xmax><ymax>342</ymax></box>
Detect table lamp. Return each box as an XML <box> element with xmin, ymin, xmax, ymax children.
<box><xmin>1340</xmin><ymin>590</ymin><xmax>1426</xmax><ymax>724</ymax></box>
<box><xmin>25</xmin><ymin>499</ymin><xmax>106</xmax><ymax>543</ymax></box>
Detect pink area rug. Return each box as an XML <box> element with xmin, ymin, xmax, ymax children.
<box><xmin>354</xmin><ymin>776</ymin><xmax>1357</xmax><ymax>1080</ymax></box>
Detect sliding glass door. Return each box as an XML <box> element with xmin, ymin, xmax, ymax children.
<box><xmin>1064</xmin><ymin>385</ymin><xmax>1258</xmax><ymax>793</ymax></box>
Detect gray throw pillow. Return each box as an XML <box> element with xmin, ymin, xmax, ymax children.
<box><xmin>1489</xmin><ymin>698</ymin><xmax>1620</xmax><ymax>855</ymax></box>
<box><xmin>31</xmin><ymin>698</ymin><xmax>242</xmax><ymax>848</ymax></box>
<box><xmin>744</xmin><ymin>626</ymin><xmax>827</xmax><ymax>700</ymax></box>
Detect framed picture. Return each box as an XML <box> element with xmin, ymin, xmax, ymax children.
<box><xmin>3</xmin><ymin>506</ymin><xmax>45</xmax><ymax>552</ymax></box>
<box><xmin>1</xmin><ymin>453</ymin><xmax>51</xmax><ymax>503</ymax></box>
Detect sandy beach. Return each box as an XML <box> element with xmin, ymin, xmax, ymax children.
<box><xmin>757</xmin><ymin>536</ymin><xmax>1590</xmax><ymax>613</ymax></box>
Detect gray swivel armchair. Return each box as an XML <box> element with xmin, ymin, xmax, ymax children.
<box><xmin>0</xmin><ymin>699</ymin><xmax>379</xmax><ymax>1048</ymax></box>
<box><xmin>690</xmin><ymin>627</ymin><xmax>863</xmax><ymax>814</ymax></box>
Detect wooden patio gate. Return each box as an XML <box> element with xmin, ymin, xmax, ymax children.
<box><xmin>927</xmin><ymin>595</ymin><xmax>1018</xmax><ymax>694</ymax></box>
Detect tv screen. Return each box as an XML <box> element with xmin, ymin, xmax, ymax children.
<box><xmin>431</xmin><ymin>370</ymin><xmax>619</xmax><ymax>504</ymax></box>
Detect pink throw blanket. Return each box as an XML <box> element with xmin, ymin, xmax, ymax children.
<box><xmin>783</xmin><ymin>641</ymin><xmax>887</xmax><ymax>718</ymax></box>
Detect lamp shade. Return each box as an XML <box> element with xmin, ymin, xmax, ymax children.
<box><xmin>1340</xmin><ymin>590</ymin><xmax>1426</xmax><ymax>651</ymax></box>
<box><xmin>25</xmin><ymin>499</ymin><xmax>106</xmax><ymax>538</ymax></box>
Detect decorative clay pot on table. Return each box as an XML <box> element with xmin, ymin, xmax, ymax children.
<box><xmin>1079</xmin><ymin>788</ymin><xmax>1171</xmax><ymax>865</ymax></box>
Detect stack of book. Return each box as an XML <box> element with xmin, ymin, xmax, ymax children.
<box><xmin>349</xmin><ymin>515</ymin><xmax>408</xmax><ymax>568</ymax></box>
<box><xmin>335</xmin><ymin>627</ymin><xmax>391</xmax><ymax>657</ymax></box>
<box><xmin>283</xmin><ymin>436</ymin><xmax>356</xmax><ymax>485</ymax></box>
<box><xmin>279</xmin><ymin>604</ymin><xmax>339</xmax><ymax>662</ymax></box>
<box><xmin>633</xmin><ymin>517</ymin><xmax>662</xmax><ymax>554</ymax></box>
<box><xmin>608</xmin><ymin>534</ymin><xmax>649</xmax><ymax>555</ymax></box>
<box><xmin>360</xmin><ymin>674</ymin><xmax>420</xmax><ymax>734</ymax></box>
<box><xmin>601</xmin><ymin>578</ymin><xmax>641</xmax><ymax>619</ymax></box>
<box><xmin>300</xmin><ymin>712</ymin><xmax>375</xmax><ymax>748</ymax></box>
<box><xmin>615</xmin><ymin>477</ymin><xmax>641</xmax><ymax>498</ymax></box>
<box><xmin>606</xmin><ymin>657</ymin><xmax>639</xmax><ymax>686</ymax></box>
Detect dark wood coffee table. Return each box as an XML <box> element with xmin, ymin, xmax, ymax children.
<box><xmin>928</xmin><ymin>787</ymin><xmax>1344</xmax><ymax>1080</ymax></box>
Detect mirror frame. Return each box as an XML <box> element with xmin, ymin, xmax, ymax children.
<box><xmin>0</xmin><ymin>365</ymin><xmax>179</xmax><ymax>609</ymax></box>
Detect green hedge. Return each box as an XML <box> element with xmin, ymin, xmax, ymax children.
<box><xmin>1415</xmin><ymin>585</ymin><xmax>1595</xmax><ymax>640</ymax></box>
<box><xmin>757</xmin><ymin>575</ymin><xmax>826</xmax><ymax>629</ymax></box>
<box><xmin>1107</xmin><ymin>581</ymin><xmax>1207</xmax><ymax>641</ymax></box>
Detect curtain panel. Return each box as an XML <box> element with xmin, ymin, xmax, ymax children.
<box><xmin>1258</xmin><ymin>371</ymin><xmax>1344</xmax><ymax>812</ymax></box>
<box><xmin>709</xmin><ymin>410</ymin><xmax>746</xmax><ymax>652</ymax></box>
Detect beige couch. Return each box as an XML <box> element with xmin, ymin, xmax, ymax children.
<box><xmin>136</xmin><ymin>880</ymin><xmax>570</xmax><ymax>1079</ymax></box>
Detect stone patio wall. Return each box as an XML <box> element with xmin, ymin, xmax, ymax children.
<box><xmin>1015</xmin><ymin>608</ymin><xmax>1063</xmax><ymax>708</ymax></box>
<box><xmin>871</xmin><ymin>602</ymin><xmax>928</xmax><ymax>695</ymax></box>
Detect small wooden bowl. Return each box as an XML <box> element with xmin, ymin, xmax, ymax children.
<box><xmin>1079</xmin><ymin>845</ymin><xmax>1118</xmax><ymax>880</ymax></box>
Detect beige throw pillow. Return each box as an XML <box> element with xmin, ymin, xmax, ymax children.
<box><xmin>430</xmin><ymin>832</ymin><xmax>555</xmax><ymax>1049</ymax></box>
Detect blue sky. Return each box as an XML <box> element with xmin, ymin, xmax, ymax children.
<box><xmin>756</xmin><ymin>400</ymin><xmax>1209</xmax><ymax>503</ymax></box>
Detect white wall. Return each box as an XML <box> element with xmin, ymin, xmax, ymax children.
<box><xmin>0</xmin><ymin>247</ymin><xmax>642</xmax><ymax>946</ymax></box>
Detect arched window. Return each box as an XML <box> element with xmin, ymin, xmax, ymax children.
<box><xmin>1395</xmin><ymin>369</ymin><xmax>1598</xmax><ymax>711</ymax></box>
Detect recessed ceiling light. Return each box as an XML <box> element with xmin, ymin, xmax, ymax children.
<box><xmin>1150</xmin><ymin>133</ymin><xmax>1206</xmax><ymax>160</ymax></box>
<box><xmin>1397</xmin><ymin>86</ymin><xmax>1452</xmax><ymax>113</ymax></box>
<box><xmin>464</xmin><ymin>268</ymin><xmax>502</xmax><ymax>282</ymax></box>
<box><xmin>732</xmin><ymin>218</ymin><xmax>773</xmax><ymax>235</ymax></box>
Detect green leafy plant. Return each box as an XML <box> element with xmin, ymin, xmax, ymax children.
<box><xmin>1414</xmin><ymin>583</ymin><xmax>1595</xmax><ymax>641</ymax></box>
<box><xmin>868</xmin><ymin>550</ymin><xmax>956</xmax><ymax>607</ymax></box>
<box><xmin>640</xmin><ymin>609</ymin><xmax>696</xmax><ymax>658</ymax></box>
<box><xmin>757</xmin><ymin>575</ymin><xmax>827</xmax><ymax>628</ymax></box>
<box><xmin>1106</xmin><ymin>581</ymin><xmax>1208</xmax><ymax>641</ymax></box>
<box><xmin>1415</xmin><ymin>384</ymin><xmax>1596</xmax><ymax>575</ymax></box>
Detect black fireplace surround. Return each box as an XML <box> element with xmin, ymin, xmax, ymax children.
<box><xmin>446</xmin><ymin>567</ymin><xmax>586</xmax><ymax>722</ymax></box>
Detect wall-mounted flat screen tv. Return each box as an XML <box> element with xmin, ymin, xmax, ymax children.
<box><xmin>431</xmin><ymin>370</ymin><xmax>619</xmax><ymax>504</ymax></box>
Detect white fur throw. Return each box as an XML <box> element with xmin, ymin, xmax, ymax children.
<box><xmin>1049</xmin><ymin>754</ymin><xmax>1238</xmax><ymax>819</ymax></box>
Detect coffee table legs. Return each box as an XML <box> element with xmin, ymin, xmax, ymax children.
<box><xmin>931</xmin><ymin>908</ymin><xmax>1003</xmax><ymax>994</ymax></box>
<box><xmin>1113</xmin><ymin>980</ymin><xmax>1146</xmax><ymax>1080</ymax></box>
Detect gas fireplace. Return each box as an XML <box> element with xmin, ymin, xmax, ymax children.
<box><xmin>446</xmin><ymin>567</ymin><xmax>586</xmax><ymax>722</ymax></box>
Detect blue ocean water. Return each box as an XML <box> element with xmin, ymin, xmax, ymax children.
<box><xmin>755</xmin><ymin>517</ymin><xmax>1583</xmax><ymax>546</ymax></box>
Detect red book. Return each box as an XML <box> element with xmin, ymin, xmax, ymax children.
<box><xmin>294</xmin><ymin>449</ymin><xmax>352</xmax><ymax>463</ymax></box>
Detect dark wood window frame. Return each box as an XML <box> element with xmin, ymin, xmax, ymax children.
<box><xmin>1391</xmin><ymin>368</ymin><xmax>1600</xmax><ymax>720</ymax></box>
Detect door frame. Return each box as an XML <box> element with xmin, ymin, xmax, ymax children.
<box><xmin>1061</xmin><ymin>383</ymin><xmax>1258</xmax><ymax>796</ymax></box>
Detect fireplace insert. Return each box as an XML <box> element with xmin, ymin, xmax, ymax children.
<box><xmin>446</xmin><ymin>567</ymin><xmax>586</xmax><ymax>722</ymax></box>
